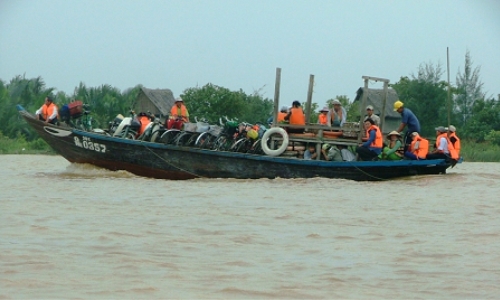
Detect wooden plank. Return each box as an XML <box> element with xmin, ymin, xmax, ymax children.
<box><xmin>358</xmin><ymin>77</ymin><xmax>369</xmax><ymax>143</ymax></box>
<box><xmin>305</xmin><ymin>74</ymin><xmax>314</xmax><ymax>124</ymax></box>
<box><xmin>361</xmin><ymin>75</ymin><xmax>390</xmax><ymax>83</ymax></box>
<box><xmin>272</xmin><ymin>68</ymin><xmax>281</xmax><ymax>127</ymax></box>
<box><xmin>380</xmin><ymin>81</ymin><xmax>388</xmax><ymax>133</ymax></box>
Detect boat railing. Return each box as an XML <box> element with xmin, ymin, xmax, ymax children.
<box><xmin>272</xmin><ymin>123</ymin><xmax>363</xmax><ymax>147</ymax></box>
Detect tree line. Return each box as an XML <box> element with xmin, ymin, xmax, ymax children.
<box><xmin>1</xmin><ymin>51</ymin><xmax>499</xmax><ymax>145</ymax></box>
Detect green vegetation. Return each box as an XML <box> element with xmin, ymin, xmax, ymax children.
<box><xmin>0</xmin><ymin>132</ymin><xmax>52</xmax><ymax>154</ymax></box>
<box><xmin>461</xmin><ymin>140</ymin><xmax>500</xmax><ymax>162</ymax></box>
<box><xmin>1</xmin><ymin>50</ymin><xmax>499</xmax><ymax>161</ymax></box>
<box><xmin>182</xmin><ymin>83</ymin><xmax>273</xmax><ymax>124</ymax></box>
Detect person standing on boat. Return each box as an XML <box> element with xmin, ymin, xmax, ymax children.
<box><xmin>318</xmin><ymin>107</ymin><xmax>329</xmax><ymax>125</ymax></box>
<box><xmin>356</xmin><ymin>118</ymin><xmax>383</xmax><ymax>161</ymax></box>
<box><xmin>364</xmin><ymin>105</ymin><xmax>380</xmax><ymax>126</ymax></box>
<box><xmin>327</xmin><ymin>99</ymin><xmax>346</xmax><ymax>128</ymax></box>
<box><xmin>168</xmin><ymin>97</ymin><xmax>189</xmax><ymax>129</ymax></box>
<box><xmin>35</xmin><ymin>96</ymin><xmax>59</xmax><ymax>125</ymax></box>
<box><xmin>426</xmin><ymin>126</ymin><xmax>458</xmax><ymax>160</ymax></box>
<box><xmin>447</xmin><ymin>125</ymin><xmax>461</xmax><ymax>157</ymax></box>
<box><xmin>394</xmin><ymin>100</ymin><xmax>420</xmax><ymax>151</ymax></box>
<box><xmin>404</xmin><ymin>132</ymin><xmax>429</xmax><ymax>160</ymax></box>
<box><xmin>284</xmin><ymin>100</ymin><xmax>305</xmax><ymax>133</ymax></box>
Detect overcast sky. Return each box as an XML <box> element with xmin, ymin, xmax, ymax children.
<box><xmin>1</xmin><ymin>0</ymin><xmax>499</xmax><ymax>108</ymax></box>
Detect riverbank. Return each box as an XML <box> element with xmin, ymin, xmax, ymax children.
<box><xmin>460</xmin><ymin>140</ymin><xmax>500</xmax><ymax>162</ymax></box>
<box><xmin>1</xmin><ymin>135</ymin><xmax>499</xmax><ymax>162</ymax></box>
<box><xmin>0</xmin><ymin>134</ymin><xmax>54</xmax><ymax>155</ymax></box>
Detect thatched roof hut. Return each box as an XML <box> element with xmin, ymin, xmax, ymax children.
<box><xmin>135</xmin><ymin>87</ymin><xmax>175</xmax><ymax>118</ymax></box>
<box><xmin>353</xmin><ymin>87</ymin><xmax>401</xmax><ymax>133</ymax></box>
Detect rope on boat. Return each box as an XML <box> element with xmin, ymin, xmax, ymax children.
<box><xmin>345</xmin><ymin>160</ymin><xmax>390</xmax><ymax>181</ymax></box>
<box><xmin>141</xmin><ymin>143</ymin><xmax>206</xmax><ymax>179</ymax></box>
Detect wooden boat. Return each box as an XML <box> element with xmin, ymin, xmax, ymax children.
<box><xmin>16</xmin><ymin>105</ymin><xmax>456</xmax><ymax>181</ymax></box>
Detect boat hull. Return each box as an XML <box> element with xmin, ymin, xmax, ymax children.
<box><xmin>18</xmin><ymin>108</ymin><xmax>452</xmax><ymax>181</ymax></box>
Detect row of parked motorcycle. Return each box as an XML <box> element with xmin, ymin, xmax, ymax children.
<box><xmin>100</xmin><ymin>111</ymin><xmax>269</xmax><ymax>154</ymax></box>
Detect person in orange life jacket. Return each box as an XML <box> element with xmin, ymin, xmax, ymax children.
<box><xmin>284</xmin><ymin>100</ymin><xmax>305</xmax><ymax>133</ymax></box>
<box><xmin>170</xmin><ymin>97</ymin><xmax>189</xmax><ymax>122</ymax></box>
<box><xmin>355</xmin><ymin>118</ymin><xmax>383</xmax><ymax>161</ymax></box>
<box><xmin>404</xmin><ymin>132</ymin><xmax>429</xmax><ymax>160</ymax></box>
<box><xmin>35</xmin><ymin>96</ymin><xmax>59</xmax><ymax>124</ymax></box>
<box><xmin>136</xmin><ymin>113</ymin><xmax>152</xmax><ymax>136</ymax></box>
<box><xmin>318</xmin><ymin>107</ymin><xmax>329</xmax><ymax>125</ymax></box>
<box><xmin>266</xmin><ymin>106</ymin><xmax>288</xmax><ymax>125</ymax></box>
<box><xmin>277</xmin><ymin>106</ymin><xmax>289</xmax><ymax>123</ymax></box>
<box><xmin>447</xmin><ymin>125</ymin><xmax>461</xmax><ymax>156</ymax></box>
<box><xmin>426</xmin><ymin>126</ymin><xmax>458</xmax><ymax>160</ymax></box>
<box><xmin>167</xmin><ymin>97</ymin><xmax>189</xmax><ymax>129</ymax></box>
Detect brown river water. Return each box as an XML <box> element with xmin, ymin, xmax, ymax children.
<box><xmin>1</xmin><ymin>155</ymin><xmax>499</xmax><ymax>299</ymax></box>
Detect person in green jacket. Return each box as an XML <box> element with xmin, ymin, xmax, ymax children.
<box><xmin>379</xmin><ymin>131</ymin><xmax>403</xmax><ymax>160</ymax></box>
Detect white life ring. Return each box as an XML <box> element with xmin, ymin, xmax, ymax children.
<box><xmin>261</xmin><ymin>127</ymin><xmax>289</xmax><ymax>156</ymax></box>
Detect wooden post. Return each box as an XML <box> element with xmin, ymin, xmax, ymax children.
<box><xmin>272</xmin><ymin>68</ymin><xmax>281</xmax><ymax>127</ymax></box>
<box><xmin>358</xmin><ymin>77</ymin><xmax>369</xmax><ymax>144</ymax></box>
<box><xmin>305</xmin><ymin>74</ymin><xmax>314</xmax><ymax>125</ymax></box>
<box><xmin>446</xmin><ymin>47</ymin><xmax>451</xmax><ymax>128</ymax></box>
<box><xmin>379</xmin><ymin>81</ymin><xmax>388</xmax><ymax>133</ymax></box>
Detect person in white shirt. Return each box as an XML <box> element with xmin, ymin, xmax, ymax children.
<box><xmin>35</xmin><ymin>96</ymin><xmax>58</xmax><ymax>124</ymax></box>
<box><xmin>363</xmin><ymin>105</ymin><xmax>380</xmax><ymax>127</ymax></box>
<box><xmin>426</xmin><ymin>126</ymin><xmax>450</xmax><ymax>159</ymax></box>
<box><xmin>327</xmin><ymin>99</ymin><xmax>346</xmax><ymax>128</ymax></box>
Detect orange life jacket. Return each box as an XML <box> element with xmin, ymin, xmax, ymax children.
<box><xmin>366</xmin><ymin>125</ymin><xmax>383</xmax><ymax>148</ymax></box>
<box><xmin>410</xmin><ymin>135</ymin><xmax>429</xmax><ymax>159</ymax></box>
<box><xmin>318</xmin><ymin>113</ymin><xmax>328</xmax><ymax>125</ymax></box>
<box><xmin>137</xmin><ymin>115</ymin><xmax>151</xmax><ymax>135</ymax></box>
<box><xmin>277</xmin><ymin>112</ymin><xmax>287</xmax><ymax>123</ymax></box>
<box><xmin>449</xmin><ymin>132</ymin><xmax>461</xmax><ymax>155</ymax></box>
<box><xmin>42</xmin><ymin>102</ymin><xmax>59</xmax><ymax>121</ymax></box>
<box><xmin>289</xmin><ymin>107</ymin><xmax>305</xmax><ymax>125</ymax></box>
<box><xmin>436</xmin><ymin>133</ymin><xmax>459</xmax><ymax>160</ymax></box>
<box><xmin>170</xmin><ymin>104</ymin><xmax>189</xmax><ymax>122</ymax></box>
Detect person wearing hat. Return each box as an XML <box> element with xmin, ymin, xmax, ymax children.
<box><xmin>364</xmin><ymin>105</ymin><xmax>380</xmax><ymax>127</ymax></box>
<box><xmin>35</xmin><ymin>96</ymin><xmax>59</xmax><ymax>125</ymax></box>
<box><xmin>379</xmin><ymin>131</ymin><xmax>403</xmax><ymax>161</ymax></box>
<box><xmin>318</xmin><ymin>106</ymin><xmax>329</xmax><ymax>125</ymax></box>
<box><xmin>404</xmin><ymin>132</ymin><xmax>429</xmax><ymax>160</ymax></box>
<box><xmin>170</xmin><ymin>97</ymin><xmax>189</xmax><ymax>122</ymax></box>
<box><xmin>447</xmin><ymin>125</ymin><xmax>461</xmax><ymax>156</ymax></box>
<box><xmin>426</xmin><ymin>126</ymin><xmax>458</xmax><ymax>160</ymax></box>
<box><xmin>327</xmin><ymin>99</ymin><xmax>346</xmax><ymax>128</ymax></box>
<box><xmin>167</xmin><ymin>97</ymin><xmax>190</xmax><ymax>129</ymax></box>
<box><xmin>393</xmin><ymin>100</ymin><xmax>421</xmax><ymax>152</ymax></box>
<box><xmin>284</xmin><ymin>100</ymin><xmax>305</xmax><ymax>133</ymax></box>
